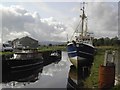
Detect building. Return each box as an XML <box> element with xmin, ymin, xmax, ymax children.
<box><xmin>12</xmin><ymin>36</ymin><xmax>39</xmax><ymax>49</ymax></box>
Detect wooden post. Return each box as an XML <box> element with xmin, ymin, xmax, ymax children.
<box><xmin>104</xmin><ymin>51</ymin><xmax>108</xmax><ymax>66</ymax></box>
<box><xmin>112</xmin><ymin>51</ymin><xmax>116</xmax><ymax>63</ymax></box>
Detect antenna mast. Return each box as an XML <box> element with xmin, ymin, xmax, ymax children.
<box><xmin>85</xmin><ymin>18</ymin><xmax>88</xmax><ymax>36</ymax></box>
<box><xmin>80</xmin><ymin>2</ymin><xmax>87</xmax><ymax>37</ymax></box>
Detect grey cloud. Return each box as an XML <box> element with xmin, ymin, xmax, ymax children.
<box><xmin>1</xmin><ymin>5</ymin><xmax>67</xmax><ymax>42</ymax></box>
<box><xmin>2</xmin><ymin>7</ymin><xmax>35</xmax><ymax>30</ymax></box>
<box><xmin>87</xmin><ymin>2</ymin><xmax>118</xmax><ymax>34</ymax></box>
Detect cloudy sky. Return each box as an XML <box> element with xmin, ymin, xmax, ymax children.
<box><xmin>0</xmin><ymin>0</ymin><xmax>119</xmax><ymax>43</ymax></box>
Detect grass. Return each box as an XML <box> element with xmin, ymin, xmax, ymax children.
<box><xmin>84</xmin><ymin>47</ymin><xmax>105</xmax><ymax>88</ymax></box>
<box><xmin>37</xmin><ymin>46</ymin><xmax>66</xmax><ymax>52</ymax></box>
<box><xmin>96</xmin><ymin>46</ymin><xmax>118</xmax><ymax>51</ymax></box>
<box><xmin>0</xmin><ymin>46</ymin><xmax>66</xmax><ymax>55</ymax></box>
<box><xmin>112</xmin><ymin>84</ymin><xmax>120</xmax><ymax>90</ymax></box>
<box><xmin>0</xmin><ymin>51</ymin><xmax>14</xmax><ymax>55</ymax></box>
<box><xmin>84</xmin><ymin>46</ymin><xmax>118</xmax><ymax>88</ymax></box>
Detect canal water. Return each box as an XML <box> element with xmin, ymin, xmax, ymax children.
<box><xmin>1</xmin><ymin>52</ymin><xmax>72</xmax><ymax>89</ymax></box>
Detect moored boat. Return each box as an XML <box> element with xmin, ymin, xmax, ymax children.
<box><xmin>42</xmin><ymin>50</ymin><xmax>62</xmax><ymax>66</ymax></box>
<box><xmin>2</xmin><ymin>49</ymin><xmax>44</xmax><ymax>82</ymax></box>
<box><xmin>67</xmin><ymin>3</ymin><xmax>95</xmax><ymax>68</ymax></box>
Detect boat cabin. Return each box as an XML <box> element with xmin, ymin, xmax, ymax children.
<box><xmin>75</xmin><ymin>34</ymin><xmax>93</xmax><ymax>44</ymax></box>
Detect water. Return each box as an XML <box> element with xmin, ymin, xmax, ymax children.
<box><xmin>1</xmin><ymin>52</ymin><xmax>72</xmax><ymax>88</ymax></box>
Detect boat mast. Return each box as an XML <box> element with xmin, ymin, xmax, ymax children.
<box><xmin>85</xmin><ymin>19</ymin><xmax>88</xmax><ymax>36</ymax></box>
<box><xmin>80</xmin><ymin>2</ymin><xmax>87</xmax><ymax>37</ymax></box>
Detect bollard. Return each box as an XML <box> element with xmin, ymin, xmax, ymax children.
<box><xmin>99</xmin><ymin>50</ymin><xmax>116</xmax><ymax>89</ymax></box>
<box><xmin>98</xmin><ymin>64</ymin><xmax>115</xmax><ymax>89</ymax></box>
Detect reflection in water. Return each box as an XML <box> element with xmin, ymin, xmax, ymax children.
<box><xmin>67</xmin><ymin>65</ymin><xmax>91</xmax><ymax>89</ymax></box>
<box><xmin>42</xmin><ymin>60</ymin><xmax>68</xmax><ymax>77</ymax></box>
<box><xmin>41</xmin><ymin>51</ymin><xmax>69</xmax><ymax>77</ymax></box>
<box><xmin>2</xmin><ymin>52</ymin><xmax>71</xmax><ymax>88</ymax></box>
<box><xmin>2</xmin><ymin>66</ymin><xmax>43</xmax><ymax>88</ymax></box>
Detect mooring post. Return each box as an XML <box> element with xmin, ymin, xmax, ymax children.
<box><xmin>112</xmin><ymin>51</ymin><xmax>116</xmax><ymax>63</ymax></box>
<box><xmin>99</xmin><ymin>50</ymin><xmax>116</xmax><ymax>89</ymax></box>
<box><xmin>104</xmin><ymin>51</ymin><xmax>108</xmax><ymax>66</ymax></box>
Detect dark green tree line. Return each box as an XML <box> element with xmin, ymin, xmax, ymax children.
<box><xmin>93</xmin><ymin>36</ymin><xmax>120</xmax><ymax>46</ymax></box>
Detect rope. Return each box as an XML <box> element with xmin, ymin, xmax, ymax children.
<box><xmin>70</xmin><ymin>20</ymin><xmax>82</xmax><ymax>41</ymax></box>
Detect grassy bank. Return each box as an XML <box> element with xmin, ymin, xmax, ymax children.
<box><xmin>0</xmin><ymin>46</ymin><xmax>66</xmax><ymax>55</ymax></box>
<box><xmin>112</xmin><ymin>84</ymin><xmax>120</xmax><ymax>90</ymax></box>
<box><xmin>37</xmin><ymin>46</ymin><xmax>66</xmax><ymax>52</ymax></box>
<box><xmin>84</xmin><ymin>46</ymin><xmax>118</xmax><ymax>88</ymax></box>
<box><xmin>0</xmin><ymin>51</ymin><xmax>14</xmax><ymax>55</ymax></box>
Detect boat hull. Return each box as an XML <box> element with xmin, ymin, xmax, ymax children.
<box><xmin>69</xmin><ymin>56</ymin><xmax>86</xmax><ymax>68</ymax></box>
<box><xmin>67</xmin><ymin>43</ymin><xmax>94</xmax><ymax>67</ymax></box>
<box><xmin>2</xmin><ymin>50</ymin><xmax>62</xmax><ymax>82</ymax></box>
<box><xmin>2</xmin><ymin>58</ymin><xmax>44</xmax><ymax>82</ymax></box>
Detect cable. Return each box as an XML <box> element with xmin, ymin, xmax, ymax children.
<box><xmin>70</xmin><ymin>20</ymin><xmax>82</xmax><ymax>41</ymax></box>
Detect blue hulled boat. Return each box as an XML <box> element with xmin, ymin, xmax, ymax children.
<box><xmin>67</xmin><ymin>3</ymin><xmax>95</xmax><ymax>68</ymax></box>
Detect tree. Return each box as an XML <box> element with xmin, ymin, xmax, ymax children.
<box><xmin>104</xmin><ymin>37</ymin><xmax>110</xmax><ymax>46</ymax></box>
<box><xmin>49</xmin><ymin>44</ymin><xmax>52</xmax><ymax>46</ymax></box>
<box><xmin>97</xmin><ymin>38</ymin><xmax>104</xmax><ymax>46</ymax></box>
<box><xmin>93</xmin><ymin>38</ymin><xmax>98</xmax><ymax>46</ymax></box>
<box><xmin>111</xmin><ymin>36</ymin><xmax>118</xmax><ymax>46</ymax></box>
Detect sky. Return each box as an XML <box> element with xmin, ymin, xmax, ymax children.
<box><xmin>0</xmin><ymin>0</ymin><xmax>119</xmax><ymax>43</ymax></box>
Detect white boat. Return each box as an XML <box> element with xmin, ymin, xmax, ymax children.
<box><xmin>67</xmin><ymin>3</ymin><xmax>95</xmax><ymax>68</ymax></box>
